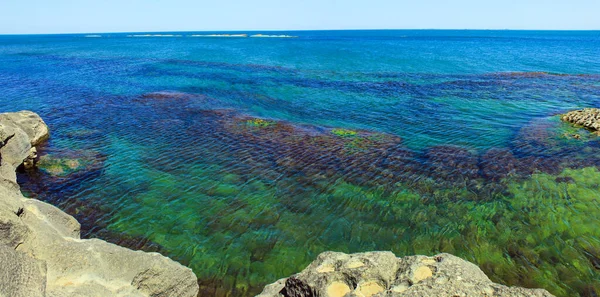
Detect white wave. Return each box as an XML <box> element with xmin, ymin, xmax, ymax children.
<box><xmin>250</xmin><ymin>34</ymin><xmax>297</xmax><ymax>38</ymax></box>
<box><xmin>127</xmin><ymin>34</ymin><xmax>183</xmax><ymax>37</ymax></box>
<box><xmin>84</xmin><ymin>35</ymin><xmax>102</xmax><ymax>38</ymax></box>
<box><xmin>189</xmin><ymin>34</ymin><xmax>248</xmax><ymax>38</ymax></box>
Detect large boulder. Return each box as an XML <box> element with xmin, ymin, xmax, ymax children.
<box><xmin>0</xmin><ymin>111</ymin><xmax>199</xmax><ymax>297</ymax></box>
<box><xmin>0</xmin><ymin>110</ymin><xmax>49</xmax><ymax>146</ymax></box>
<box><xmin>257</xmin><ymin>251</ymin><xmax>555</xmax><ymax>297</ymax></box>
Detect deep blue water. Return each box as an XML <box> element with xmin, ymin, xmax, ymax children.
<box><xmin>2</xmin><ymin>30</ymin><xmax>600</xmax><ymax>296</ymax></box>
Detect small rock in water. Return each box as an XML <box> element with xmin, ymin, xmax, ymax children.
<box><xmin>561</xmin><ymin>108</ymin><xmax>600</xmax><ymax>131</ymax></box>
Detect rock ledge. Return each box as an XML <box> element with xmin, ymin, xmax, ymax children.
<box><xmin>257</xmin><ymin>251</ymin><xmax>555</xmax><ymax>297</ymax></box>
<box><xmin>0</xmin><ymin>111</ymin><xmax>199</xmax><ymax>297</ymax></box>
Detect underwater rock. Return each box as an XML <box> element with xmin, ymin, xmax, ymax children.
<box><xmin>425</xmin><ymin>145</ymin><xmax>480</xmax><ymax>183</ymax></box>
<box><xmin>138</xmin><ymin>91</ymin><xmax>225</xmax><ymax>112</ymax></box>
<box><xmin>0</xmin><ymin>111</ymin><xmax>199</xmax><ymax>297</ymax></box>
<box><xmin>510</xmin><ymin>115</ymin><xmax>600</xmax><ymax>175</ymax></box>
<box><xmin>561</xmin><ymin>108</ymin><xmax>600</xmax><ymax>132</ymax></box>
<box><xmin>511</xmin><ymin>118</ymin><xmax>557</xmax><ymax>157</ymax></box>
<box><xmin>516</xmin><ymin>156</ymin><xmax>562</xmax><ymax>175</ymax></box>
<box><xmin>257</xmin><ymin>251</ymin><xmax>555</xmax><ymax>297</ymax></box>
<box><xmin>141</xmin><ymin>91</ymin><xmax>192</xmax><ymax>100</ymax></box>
<box><xmin>378</xmin><ymin>146</ymin><xmax>419</xmax><ymax>183</ymax></box>
<box><xmin>480</xmin><ymin>148</ymin><xmax>518</xmax><ymax>181</ymax></box>
<box><xmin>35</xmin><ymin>148</ymin><xmax>105</xmax><ymax>179</ymax></box>
<box><xmin>513</xmin><ymin>115</ymin><xmax>599</xmax><ymax>157</ymax></box>
<box><xmin>491</xmin><ymin>71</ymin><xmax>558</xmax><ymax>78</ymax></box>
<box><xmin>220</xmin><ymin>113</ymin><xmax>404</xmax><ymax>188</ymax></box>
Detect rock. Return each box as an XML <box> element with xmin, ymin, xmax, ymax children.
<box><xmin>0</xmin><ymin>111</ymin><xmax>199</xmax><ymax>297</ymax></box>
<box><xmin>258</xmin><ymin>279</ymin><xmax>288</xmax><ymax>297</ymax></box>
<box><xmin>35</xmin><ymin>148</ymin><xmax>105</xmax><ymax>178</ymax></box>
<box><xmin>257</xmin><ymin>252</ymin><xmax>555</xmax><ymax>297</ymax></box>
<box><xmin>22</xmin><ymin>199</ymin><xmax>81</xmax><ymax>239</ymax></box>
<box><xmin>0</xmin><ymin>110</ymin><xmax>49</xmax><ymax>146</ymax></box>
<box><xmin>0</xmin><ymin>119</ymin><xmax>32</xmax><ymax>173</ymax></box>
<box><xmin>479</xmin><ymin>148</ymin><xmax>518</xmax><ymax>181</ymax></box>
<box><xmin>23</xmin><ymin>147</ymin><xmax>38</xmax><ymax>169</ymax></box>
<box><xmin>0</xmin><ymin>245</ymin><xmax>46</xmax><ymax>297</ymax></box>
<box><xmin>0</xmin><ymin>206</ymin><xmax>29</xmax><ymax>249</ymax></box>
<box><xmin>425</xmin><ymin>146</ymin><xmax>480</xmax><ymax>183</ymax></box>
<box><xmin>561</xmin><ymin>108</ymin><xmax>600</xmax><ymax>132</ymax></box>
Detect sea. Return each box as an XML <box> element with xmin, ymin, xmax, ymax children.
<box><xmin>1</xmin><ymin>30</ymin><xmax>599</xmax><ymax>296</ymax></box>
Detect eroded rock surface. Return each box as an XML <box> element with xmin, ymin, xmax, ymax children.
<box><xmin>257</xmin><ymin>251</ymin><xmax>554</xmax><ymax>297</ymax></box>
<box><xmin>561</xmin><ymin>108</ymin><xmax>600</xmax><ymax>132</ymax></box>
<box><xmin>0</xmin><ymin>111</ymin><xmax>199</xmax><ymax>297</ymax></box>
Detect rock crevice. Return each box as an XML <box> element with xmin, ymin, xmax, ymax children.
<box><xmin>0</xmin><ymin>111</ymin><xmax>199</xmax><ymax>297</ymax></box>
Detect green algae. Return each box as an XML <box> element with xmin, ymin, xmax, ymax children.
<box><xmin>246</xmin><ymin>118</ymin><xmax>275</xmax><ymax>128</ymax></box>
<box><xmin>81</xmin><ymin>129</ymin><xmax>600</xmax><ymax>297</ymax></box>
<box><xmin>551</xmin><ymin>116</ymin><xmax>599</xmax><ymax>144</ymax></box>
<box><xmin>343</xmin><ymin>135</ymin><xmax>387</xmax><ymax>153</ymax></box>
<box><xmin>105</xmin><ymin>164</ymin><xmax>599</xmax><ymax>297</ymax></box>
<box><xmin>515</xmin><ymin>116</ymin><xmax>600</xmax><ymax>158</ymax></box>
<box><xmin>37</xmin><ymin>155</ymin><xmax>89</xmax><ymax>177</ymax></box>
<box><xmin>331</xmin><ymin>128</ymin><xmax>358</xmax><ymax>137</ymax></box>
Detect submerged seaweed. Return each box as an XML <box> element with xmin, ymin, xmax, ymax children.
<box><xmin>20</xmin><ymin>102</ymin><xmax>600</xmax><ymax>297</ymax></box>
<box><xmin>11</xmin><ymin>66</ymin><xmax>600</xmax><ymax>297</ymax></box>
<box><xmin>17</xmin><ymin>97</ymin><xmax>600</xmax><ymax>296</ymax></box>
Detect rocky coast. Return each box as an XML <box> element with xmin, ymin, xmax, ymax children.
<box><xmin>0</xmin><ymin>111</ymin><xmax>199</xmax><ymax>297</ymax></box>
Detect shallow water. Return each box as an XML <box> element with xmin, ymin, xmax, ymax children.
<box><xmin>2</xmin><ymin>30</ymin><xmax>600</xmax><ymax>296</ymax></box>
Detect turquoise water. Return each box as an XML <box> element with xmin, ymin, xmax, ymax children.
<box><xmin>2</xmin><ymin>30</ymin><xmax>600</xmax><ymax>296</ymax></box>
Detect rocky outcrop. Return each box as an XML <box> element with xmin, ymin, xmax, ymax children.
<box><xmin>0</xmin><ymin>111</ymin><xmax>199</xmax><ymax>297</ymax></box>
<box><xmin>257</xmin><ymin>251</ymin><xmax>555</xmax><ymax>297</ymax></box>
<box><xmin>561</xmin><ymin>108</ymin><xmax>600</xmax><ymax>132</ymax></box>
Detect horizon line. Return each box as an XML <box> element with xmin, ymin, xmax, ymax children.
<box><xmin>2</xmin><ymin>28</ymin><xmax>600</xmax><ymax>36</ymax></box>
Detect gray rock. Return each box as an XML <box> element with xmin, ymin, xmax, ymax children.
<box><xmin>0</xmin><ymin>110</ymin><xmax>49</xmax><ymax>146</ymax></box>
<box><xmin>132</xmin><ymin>260</ymin><xmax>201</xmax><ymax>297</ymax></box>
<box><xmin>0</xmin><ymin>244</ymin><xmax>46</xmax><ymax>297</ymax></box>
<box><xmin>561</xmin><ymin>108</ymin><xmax>600</xmax><ymax>132</ymax></box>
<box><xmin>0</xmin><ymin>207</ymin><xmax>29</xmax><ymax>249</ymax></box>
<box><xmin>0</xmin><ymin>111</ymin><xmax>199</xmax><ymax>297</ymax></box>
<box><xmin>22</xmin><ymin>199</ymin><xmax>81</xmax><ymax>239</ymax></box>
<box><xmin>23</xmin><ymin>147</ymin><xmax>38</xmax><ymax>169</ymax></box>
<box><xmin>257</xmin><ymin>252</ymin><xmax>555</xmax><ymax>297</ymax></box>
<box><xmin>257</xmin><ymin>279</ymin><xmax>287</xmax><ymax>297</ymax></box>
<box><xmin>0</xmin><ymin>120</ymin><xmax>32</xmax><ymax>176</ymax></box>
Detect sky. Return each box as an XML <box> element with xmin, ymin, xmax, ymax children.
<box><xmin>0</xmin><ymin>0</ymin><xmax>599</xmax><ymax>34</ymax></box>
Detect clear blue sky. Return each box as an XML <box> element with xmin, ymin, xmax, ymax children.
<box><xmin>1</xmin><ymin>0</ymin><xmax>599</xmax><ymax>34</ymax></box>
